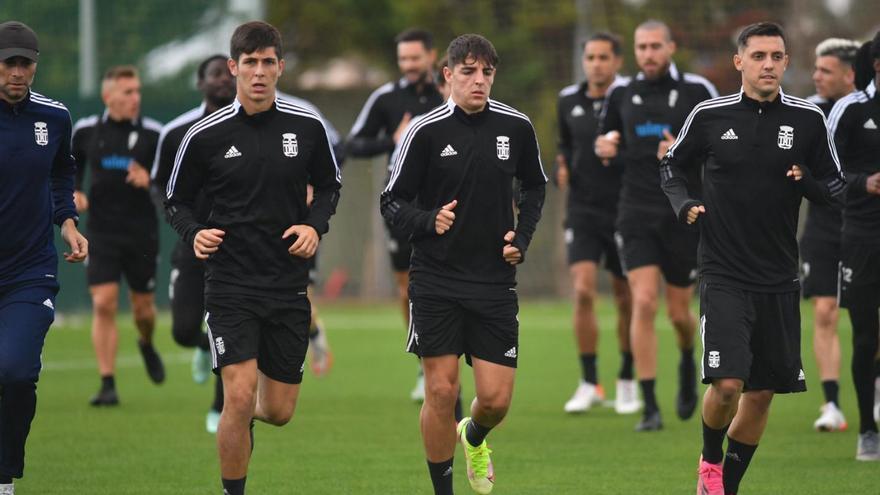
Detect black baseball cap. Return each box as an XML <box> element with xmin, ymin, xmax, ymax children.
<box><xmin>0</xmin><ymin>21</ymin><xmax>39</xmax><ymax>62</ymax></box>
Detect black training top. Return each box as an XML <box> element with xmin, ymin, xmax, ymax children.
<box><xmin>165</xmin><ymin>97</ymin><xmax>342</xmax><ymax>298</ymax></box>
<box><xmin>827</xmin><ymin>81</ymin><xmax>880</xmax><ymax>243</ymax></box>
<box><xmin>380</xmin><ymin>98</ymin><xmax>547</xmax><ymax>299</ymax></box>
<box><xmin>801</xmin><ymin>94</ymin><xmax>842</xmax><ymax>243</ymax></box>
<box><xmin>556</xmin><ymin>76</ymin><xmax>629</xmax><ymax>219</ymax></box>
<box><xmin>602</xmin><ymin>63</ymin><xmax>717</xmax><ymax>216</ymax></box>
<box><xmin>72</xmin><ymin>112</ymin><xmax>162</xmax><ymax>235</ymax></box>
<box><xmin>661</xmin><ymin>90</ymin><xmax>846</xmax><ymax>292</ymax></box>
<box><xmin>347</xmin><ymin>77</ymin><xmax>444</xmax><ymax>160</ymax></box>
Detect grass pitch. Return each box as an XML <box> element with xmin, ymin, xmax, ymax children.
<box><xmin>17</xmin><ymin>299</ymin><xmax>880</xmax><ymax>493</ymax></box>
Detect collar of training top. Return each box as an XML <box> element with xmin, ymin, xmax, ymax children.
<box><xmin>101</xmin><ymin>108</ymin><xmax>141</xmax><ymax>127</ymax></box>
<box><xmin>739</xmin><ymin>87</ymin><xmax>784</xmax><ymax>109</ymax></box>
<box><xmin>0</xmin><ymin>89</ymin><xmax>30</xmax><ymax>113</ymax></box>
<box><xmin>636</xmin><ymin>61</ymin><xmax>680</xmax><ymax>84</ymax></box>
<box><xmin>449</xmin><ymin>97</ymin><xmax>490</xmax><ymax>125</ymax></box>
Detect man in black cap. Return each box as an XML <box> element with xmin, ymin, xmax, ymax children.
<box><xmin>0</xmin><ymin>21</ymin><xmax>88</xmax><ymax>494</ymax></box>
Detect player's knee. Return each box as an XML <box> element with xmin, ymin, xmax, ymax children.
<box><xmin>742</xmin><ymin>390</ymin><xmax>773</xmax><ymax>412</ymax></box>
<box><xmin>91</xmin><ymin>295</ymin><xmax>118</xmax><ymax>319</ymax></box>
<box><xmin>475</xmin><ymin>396</ymin><xmax>510</xmax><ymax>421</ymax></box>
<box><xmin>631</xmin><ymin>290</ymin><xmax>657</xmax><ymax>316</ymax></box>
<box><xmin>223</xmin><ymin>385</ymin><xmax>256</xmax><ymax>415</ymax></box>
<box><xmin>667</xmin><ymin>306</ymin><xmax>692</xmax><ymax>329</ymax></box>
<box><xmin>425</xmin><ymin>379</ymin><xmax>459</xmax><ymax>408</ymax></box>
<box><xmin>573</xmin><ymin>282</ymin><xmax>597</xmax><ymax>308</ymax></box>
<box><xmin>132</xmin><ymin>302</ymin><xmax>155</xmax><ymax>325</ymax></box>
<box><xmin>262</xmin><ymin>408</ymin><xmax>294</xmax><ymax>426</ymax></box>
<box><xmin>712</xmin><ymin>379</ymin><xmax>742</xmax><ymax>404</ymax></box>
<box><xmin>612</xmin><ymin>285</ymin><xmax>632</xmax><ymax>312</ymax></box>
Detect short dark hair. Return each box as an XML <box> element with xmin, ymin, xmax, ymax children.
<box><xmin>635</xmin><ymin>20</ymin><xmax>672</xmax><ymax>41</ymax></box>
<box><xmin>230</xmin><ymin>21</ymin><xmax>282</xmax><ymax>62</ymax></box>
<box><xmin>436</xmin><ymin>54</ymin><xmax>449</xmax><ymax>86</ymax></box>
<box><xmin>855</xmin><ymin>40</ymin><xmax>875</xmax><ymax>89</ymax></box>
<box><xmin>197</xmin><ymin>54</ymin><xmax>228</xmax><ymax>81</ymax></box>
<box><xmin>395</xmin><ymin>28</ymin><xmax>433</xmax><ymax>51</ymax></box>
<box><xmin>583</xmin><ymin>32</ymin><xmax>622</xmax><ymax>56</ymax></box>
<box><xmin>447</xmin><ymin>34</ymin><xmax>498</xmax><ymax>68</ymax></box>
<box><xmin>737</xmin><ymin>22</ymin><xmax>786</xmax><ymax>51</ymax></box>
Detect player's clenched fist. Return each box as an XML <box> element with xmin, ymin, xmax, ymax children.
<box><xmin>193</xmin><ymin>228</ymin><xmax>225</xmax><ymax>259</ymax></box>
<box><xmin>435</xmin><ymin>199</ymin><xmax>457</xmax><ymax>234</ymax></box>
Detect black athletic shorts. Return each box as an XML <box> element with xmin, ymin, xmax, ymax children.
<box><xmin>407</xmin><ymin>287</ymin><xmax>519</xmax><ymax>368</ymax></box>
<box><xmin>384</xmin><ymin>217</ymin><xmax>412</xmax><ymax>272</ymax></box>
<box><xmin>85</xmin><ymin>231</ymin><xmax>158</xmax><ymax>292</ymax></box>
<box><xmin>204</xmin><ymin>293</ymin><xmax>311</xmax><ymax>384</ymax></box>
<box><xmin>799</xmin><ymin>237</ymin><xmax>840</xmax><ymax>299</ymax></box>
<box><xmin>565</xmin><ymin>212</ymin><xmax>624</xmax><ymax>278</ymax></box>
<box><xmin>838</xmin><ymin>240</ymin><xmax>880</xmax><ymax>308</ymax></box>
<box><xmin>615</xmin><ymin>210</ymin><xmax>698</xmax><ymax>287</ymax></box>
<box><xmin>699</xmin><ymin>281</ymin><xmax>806</xmax><ymax>393</ymax></box>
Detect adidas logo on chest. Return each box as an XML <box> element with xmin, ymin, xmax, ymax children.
<box><xmin>440</xmin><ymin>144</ymin><xmax>458</xmax><ymax>157</ymax></box>
<box><xmin>865</xmin><ymin>118</ymin><xmax>877</xmax><ymax>130</ymax></box>
<box><xmin>224</xmin><ymin>145</ymin><xmax>242</xmax><ymax>158</ymax></box>
<box><xmin>720</xmin><ymin>128</ymin><xmax>738</xmax><ymax>140</ymax></box>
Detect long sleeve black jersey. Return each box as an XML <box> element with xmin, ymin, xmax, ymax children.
<box><xmin>380</xmin><ymin>99</ymin><xmax>547</xmax><ymax>298</ymax></box>
<box><xmin>556</xmin><ymin>76</ymin><xmax>629</xmax><ymax>219</ymax></box>
<box><xmin>827</xmin><ymin>81</ymin><xmax>880</xmax><ymax>242</ymax></box>
<box><xmin>165</xmin><ymin>98</ymin><xmax>342</xmax><ymax>298</ymax></box>
<box><xmin>602</xmin><ymin>63</ymin><xmax>717</xmax><ymax>216</ymax></box>
<box><xmin>72</xmin><ymin>112</ymin><xmax>162</xmax><ymax>234</ymax></box>
<box><xmin>348</xmin><ymin>77</ymin><xmax>444</xmax><ymax>159</ymax></box>
<box><xmin>660</xmin><ymin>90</ymin><xmax>846</xmax><ymax>292</ymax></box>
<box><xmin>800</xmin><ymin>94</ymin><xmax>842</xmax><ymax>243</ymax></box>
<box><xmin>0</xmin><ymin>91</ymin><xmax>78</xmax><ymax>287</ymax></box>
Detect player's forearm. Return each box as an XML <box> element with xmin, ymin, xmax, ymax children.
<box><xmin>380</xmin><ymin>191</ymin><xmax>435</xmax><ymax>236</ymax></box>
<box><xmin>841</xmin><ymin>170</ymin><xmax>868</xmax><ymax>199</ymax></box>
<box><xmin>660</xmin><ymin>162</ymin><xmax>698</xmax><ymax>222</ymax></box>
<box><xmin>165</xmin><ymin>200</ymin><xmax>204</xmax><ymax>248</ymax></box>
<box><xmin>304</xmin><ymin>186</ymin><xmax>341</xmax><ymax>237</ymax></box>
<box><xmin>799</xmin><ymin>170</ymin><xmax>846</xmax><ymax>210</ymax></box>
<box><xmin>512</xmin><ymin>183</ymin><xmax>546</xmax><ymax>259</ymax></box>
<box><xmin>50</xmin><ymin>171</ymin><xmax>78</xmax><ymax>226</ymax></box>
<box><xmin>346</xmin><ymin>136</ymin><xmax>395</xmax><ymax>158</ymax></box>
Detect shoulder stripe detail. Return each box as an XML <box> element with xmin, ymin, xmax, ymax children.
<box><xmin>488</xmin><ymin>99</ymin><xmax>531</xmax><ymax>121</ymax></box>
<box><xmin>141</xmin><ymin>116</ymin><xmax>164</xmax><ymax>133</ymax></box>
<box><xmin>29</xmin><ymin>91</ymin><xmax>68</xmax><ymax>111</ymax></box>
<box><xmin>384</xmin><ymin>103</ymin><xmax>454</xmax><ymax>192</ymax></box>
<box><xmin>558</xmin><ymin>83</ymin><xmax>580</xmax><ymax>97</ymax></box>
<box><xmin>348</xmin><ymin>82</ymin><xmax>395</xmax><ymax>137</ymax></box>
<box><xmin>277</xmin><ymin>93</ymin><xmax>341</xmax><ymax>146</ymax></box>
<box><xmin>166</xmin><ymin>103</ymin><xmax>238</xmax><ymax>198</ymax></box>
<box><xmin>666</xmin><ymin>93</ymin><xmax>742</xmax><ymax>157</ymax></box>
<box><xmin>275</xmin><ymin>102</ymin><xmax>342</xmax><ymax>184</ymax></box>
<box><xmin>781</xmin><ymin>93</ymin><xmax>841</xmax><ymax>173</ymax></box>
<box><xmin>683</xmin><ymin>73</ymin><xmax>719</xmax><ymax>98</ymax></box>
<box><xmin>151</xmin><ymin>105</ymin><xmax>205</xmax><ymax>179</ymax></box>
<box><xmin>806</xmin><ymin>94</ymin><xmax>827</xmax><ymax>104</ymax></box>
<box><xmin>827</xmin><ymin>91</ymin><xmax>868</xmax><ymax>136</ymax></box>
<box><xmin>72</xmin><ymin>115</ymin><xmax>100</xmax><ymax>135</ymax></box>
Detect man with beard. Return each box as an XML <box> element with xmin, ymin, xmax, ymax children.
<box><xmin>349</xmin><ymin>28</ymin><xmax>445</xmax><ymax>402</ymax></box>
<box><xmin>596</xmin><ymin>20</ymin><xmax>718</xmax><ymax>431</ymax></box>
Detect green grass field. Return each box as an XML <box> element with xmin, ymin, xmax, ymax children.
<box><xmin>16</xmin><ymin>299</ymin><xmax>880</xmax><ymax>494</ymax></box>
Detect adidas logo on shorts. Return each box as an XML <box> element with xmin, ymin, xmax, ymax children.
<box><xmin>504</xmin><ymin>347</ymin><xmax>517</xmax><ymax>358</ymax></box>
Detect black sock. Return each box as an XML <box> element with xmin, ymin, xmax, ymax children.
<box><xmin>579</xmin><ymin>353</ymin><xmax>597</xmax><ymax>385</ymax></box>
<box><xmin>427</xmin><ymin>458</ymin><xmax>454</xmax><ymax>495</ymax></box>
<box><xmin>465</xmin><ymin>419</ymin><xmax>493</xmax><ymax>447</ymax></box>
<box><xmin>198</xmin><ymin>332</ymin><xmax>210</xmax><ymax>351</ymax></box>
<box><xmin>701</xmin><ymin>420</ymin><xmax>727</xmax><ymax>464</ymax></box>
<box><xmin>619</xmin><ymin>351</ymin><xmax>634</xmax><ymax>380</ymax></box>
<box><xmin>308</xmin><ymin>324</ymin><xmax>320</xmax><ymax>340</ymax></box>
<box><xmin>640</xmin><ymin>379</ymin><xmax>658</xmax><ymax>414</ymax></box>
<box><xmin>221</xmin><ymin>476</ymin><xmax>246</xmax><ymax>495</ymax></box>
<box><xmin>679</xmin><ymin>348</ymin><xmax>696</xmax><ymax>398</ymax></box>
<box><xmin>101</xmin><ymin>375</ymin><xmax>115</xmax><ymax>391</ymax></box>
<box><xmin>454</xmin><ymin>387</ymin><xmax>463</xmax><ymax>423</ymax></box>
<box><xmin>723</xmin><ymin>437</ymin><xmax>757</xmax><ymax>495</ymax></box>
<box><xmin>821</xmin><ymin>380</ymin><xmax>839</xmax><ymax>406</ymax></box>
<box><xmin>212</xmin><ymin>376</ymin><xmax>225</xmax><ymax>413</ymax></box>
<box><xmin>0</xmin><ymin>382</ymin><xmax>38</xmax><ymax>479</ymax></box>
